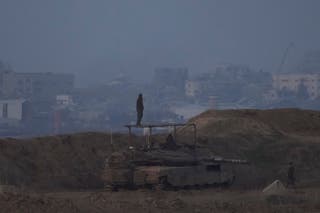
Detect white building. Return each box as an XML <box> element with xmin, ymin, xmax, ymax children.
<box><xmin>56</xmin><ymin>94</ymin><xmax>73</xmax><ymax>106</ymax></box>
<box><xmin>0</xmin><ymin>99</ymin><xmax>26</xmax><ymax>120</ymax></box>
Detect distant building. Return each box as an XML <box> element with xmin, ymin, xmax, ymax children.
<box><xmin>153</xmin><ymin>67</ymin><xmax>188</xmax><ymax>97</ymax></box>
<box><xmin>272</xmin><ymin>73</ymin><xmax>320</xmax><ymax>99</ymax></box>
<box><xmin>186</xmin><ymin>64</ymin><xmax>272</xmax><ymax>107</ymax></box>
<box><xmin>56</xmin><ymin>94</ymin><xmax>73</xmax><ymax>106</ymax></box>
<box><xmin>0</xmin><ymin>99</ymin><xmax>26</xmax><ymax>121</ymax></box>
<box><xmin>185</xmin><ymin>80</ymin><xmax>202</xmax><ymax>97</ymax></box>
<box><xmin>0</xmin><ymin>69</ymin><xmax>74</xmax><ymax>100</ymax></box>
<box><xmin>0</xmin><ymin>99</ymin><xmax>28</xmax><ymax>135</ymax></box>
<box><xmin>0</xmin><ymin>69</ymin><xmax>15</xmax><ymax>97</ymax></box>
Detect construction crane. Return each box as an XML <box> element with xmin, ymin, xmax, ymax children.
<box><xmin>277</xmin><ymin>42</ymin><xmax>295</xmax><ymax>73</ymax></box>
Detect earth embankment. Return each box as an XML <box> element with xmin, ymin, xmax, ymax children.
<box><xmin>0</xmin><ymin>108</ymin><xmax>319</xmax><ymax>190</ymax></box>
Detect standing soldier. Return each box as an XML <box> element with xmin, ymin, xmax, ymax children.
<box><xmin>136</xmin><ymin>93</ymin><xmax>144</xmax><ymax>126</ymax></box>
<box><xmin>286</xmin><ymin>162</ymin><xmax>295</xmax><ymax>187</ymax></box>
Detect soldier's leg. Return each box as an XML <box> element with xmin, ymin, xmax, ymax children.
<box><xmin>137</xmin><ymin>111</ymin><xmax>142</xmax><ymax>125</ymax></box>
<box><xmin>136</xmin><ymin>113</ymin><xmax>140</xmax><ymax>125</ymax></box>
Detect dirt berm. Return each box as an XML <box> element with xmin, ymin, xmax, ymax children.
<box><xmin>0</xmin><ymin>132</ymin><xmax>131</xmax><ymax>189</ymax></box>
<box><xmin>0</xmin><ymin>108</ymin><xmax>319</xmax><ymax>190</ymax></box>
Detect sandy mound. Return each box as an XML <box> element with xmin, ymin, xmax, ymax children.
<box><xmin>189</xmin><ymin>108</ymin><xmax>320</xmax><ymax>137</ymax></box>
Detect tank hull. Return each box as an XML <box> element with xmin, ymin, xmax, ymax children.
<box><xmin>103</xmin><ymin>163</ymin><xmax>235</xmax><ymax>188</ymax></box>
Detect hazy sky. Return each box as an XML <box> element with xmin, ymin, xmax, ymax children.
<box><xmin>0</xmin><ymin>0</ymin><xmax>319</xmax><ymax>86</ymax></box>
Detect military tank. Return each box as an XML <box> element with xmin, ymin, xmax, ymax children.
<box><xmin>102</xmin><ymin>123</ymin><xmax>248</xmax><ymax>190</ymax></box>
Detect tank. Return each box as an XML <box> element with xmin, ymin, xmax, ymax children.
<box><xmin>101</xmin><ymin>123</ymin><xmax>248</xmax><ymax>190</ymax></box>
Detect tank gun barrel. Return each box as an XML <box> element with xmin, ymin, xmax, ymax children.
<box><xmin>221</xmin><ymin>159</ymin><xmax>249</xmax><ymax>164</ymax></box>
<box><xmin>203</xmin><ymin>158</ymin><xmax>249</xmax><ymax>164</ymax></box>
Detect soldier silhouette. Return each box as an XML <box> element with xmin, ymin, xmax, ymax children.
<box><xmin>136</xmin><ymin>94</ymin><xmax>144</xmax><ymax>126</ymax></box>
<box><xmin>164</xmin><ymin>133</ymin><xmax>177</xmax><ymax>150</ymax></box>
<box><xmin>286</xmin><ymin>162</ymin><xmax>295</xmax><ymax>187</ymax></box>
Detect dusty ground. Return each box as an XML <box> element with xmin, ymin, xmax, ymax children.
<box><xmin>0</xmin><ymin>108</ymin><xmax>320</xmax><ymax>212</ymax></box>
<box><xmin>2</xmin><ymin>186</ymin><xmax>316</xmax><ymax>213</ymax></box>
<box><xmin>0</xmin><ymin>191</ymin><xmax>79</xmax><ymax>213</ymax></box>
<box><xmin>78</xmin><ymin>187</ymin><xmax>320</xmax><ymax>213</ymax></box>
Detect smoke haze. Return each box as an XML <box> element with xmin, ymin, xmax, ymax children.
<box><xmin>0</xmin><ymin>0</ymin><xmax>320</xmax><ymax>86</ymax></box>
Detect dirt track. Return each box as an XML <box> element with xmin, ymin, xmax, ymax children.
<box><xmin>40</xmin><ymin>186</ymin><xmax>320</xmax><ymax>213</ymax></box>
